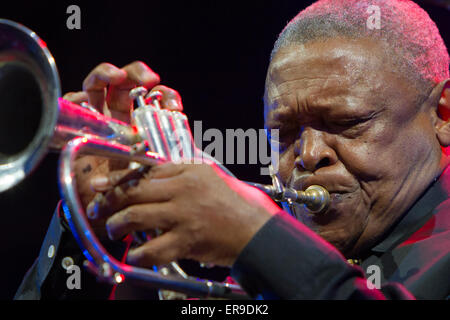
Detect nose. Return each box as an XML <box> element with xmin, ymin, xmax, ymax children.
<box><xmin>295</xmin><ymin>127</ymin><xmax>337</xmax><ymax>172</ymax></box>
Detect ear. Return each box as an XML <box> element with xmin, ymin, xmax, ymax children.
<box><xmin>431</xmin><ymin>80</ymin><xmax>450</xmax><ymax>147</ymax></box>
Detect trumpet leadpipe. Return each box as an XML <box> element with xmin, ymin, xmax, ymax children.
<box><xmin>246</xmin><ymin>181</ymin><xmax>330</xmax><ymax>214</ymax></box>
<box><xmin>50</xmin><ymin>98</ymin><xmax>139</xmax><ymax>150</ymax></box>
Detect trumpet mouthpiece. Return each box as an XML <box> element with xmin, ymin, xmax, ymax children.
<box><xmin>298</xmin><ymin>185</ymin><xmax>330</xmax><ymax>214</ymax></box>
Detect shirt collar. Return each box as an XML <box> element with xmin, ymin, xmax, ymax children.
<box><xmin>370</xmin><ymin>170</ymin><xmax>449</xmax><ymax>253</ymax></box>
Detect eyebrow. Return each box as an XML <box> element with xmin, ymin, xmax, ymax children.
<box><xmin>266</xmin><ymin>97</ymin><xmax>383</xmax><ymax>130</ymax></box>
<box><xmin>265</xmin><ymin>103</ymin><xmax>297</xmax><ymax>125</ymax></box>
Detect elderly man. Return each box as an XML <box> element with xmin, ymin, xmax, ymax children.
<box><xmin>16</xmin><ymin>0</ymin><xmax>449</xmax><ymax>299</ymax></box>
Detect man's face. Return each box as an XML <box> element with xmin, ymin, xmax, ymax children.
<box><xmin>265</xmin><ymin>37</ymin><xmax>442</xmax><ymax>257</ymax></box>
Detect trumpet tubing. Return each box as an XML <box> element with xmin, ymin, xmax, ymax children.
<box><xmin>0</xmin><ymin>19</ymin><xmax>330</xmax><ymax>299</ymax></box>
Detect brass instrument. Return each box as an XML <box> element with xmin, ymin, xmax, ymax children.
<box><xmin>0</xmin><ymin>19</ymin><xmax>330</xmax><ymax>299</ymax></box>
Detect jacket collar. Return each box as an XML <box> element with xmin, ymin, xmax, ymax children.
<box><xmin>370</xmin><ymin>169</ymin><xmax>450</xmax><ymax>253</ymax></box>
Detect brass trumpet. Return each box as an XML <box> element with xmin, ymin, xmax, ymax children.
<box><xmin>0</xmin><ymin>19</ymin><xmax>330</xmax><ymax>299</ymax></box>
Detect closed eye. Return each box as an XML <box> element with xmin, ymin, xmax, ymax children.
<box><xmin>331</xmin><ymin>118</ymin><xmax>370</xmax><ymax>128</ymax></box>
<box><xmin>327</xmin><ymin>111</ymin><xmax>379</xmax><ymax>133</ymax></box>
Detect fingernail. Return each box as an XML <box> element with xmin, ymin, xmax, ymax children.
<box><xmin>106</xmin><ymin>218</ymin><xmax>115</xmax><ymax>240</ymax></box>
<box><xmin>86</xmin><ymin>194</ymin><xmax>102</xmax><ymax>219</ymax></box>
<box><xmin>167</xmin><ymin>99</ymin><xmax>180</xmax><ymax>110</ymax></box>
<box><xmin>142</xmin><ymin>73</ymin><xmax>155</xmax><ymax>84</ymax></box>
<box><xmin>86</xmin><ymin>202</ymin><xmax>97</xmax><ymax>219</ymax></box>
<box><xmin>126</xmin><ymin>248</ymin><xmax>140</xmax><ymax>264</ymax></box>
<box><xmin>91</xmin><ymin>176</ymin><xmax>109</xmax><ymax>189</ymax></box>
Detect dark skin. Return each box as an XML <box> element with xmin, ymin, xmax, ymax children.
<box><xmin>64</xmin><ymin>61</ymin><xmax>183</xmax><ymax>238</ymax></box>
<box><xmin>75</xmin><ymin>37</ymin><xmax>450</xmax><ymax>268</ymax></box>
<box><xmin>65</xmin><ymin>61</ymin><xmax>278</xmax><ymax>263</ymax></box>
<box><xmin>265</xmin><ymin>37</ymin><xmax>450</xmax><ymax>257</ymax></box>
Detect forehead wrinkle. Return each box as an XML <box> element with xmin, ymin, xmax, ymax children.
<box><xmin>269</xmin><ymin>39</ymin><xmax>387</xmax><ymax>88</ymax></box>
<box><xmin>300</xmin><ymin>77</ymin><xmax>350</xmax><ymax>106</ymax></box>
<box><xmin>265</xmin><ymin>103</ymin><xmax>298</xmax><ymax>129</ymax></box>
<box><xmin>268</xmin><ymin>74</ymin><xmax>352</xmax><ymax>120</ymax></box>
<box><xmin>266</xmin><ymin>39</ymin><xmax>396</xmax><ymax>123</ymax></box>
<box><xmin>269</xmin><ymin>54</ymin><xmax>349</xmax><ymax>87</ymax></box>
<box><xmin>268</xmin><ymin>46</ymin><xmax>354</xmax><ymax>104</ymax></box>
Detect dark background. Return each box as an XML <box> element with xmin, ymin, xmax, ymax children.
<box><xmin>0</xmin><ymin>0</ymin><xmax>448</xmax><ymax>299</ymax></box>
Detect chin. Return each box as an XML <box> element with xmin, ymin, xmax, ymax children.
<box><xmin>293</xmin><ymin>193</ymin><xmax>368</xmax><ymax>256</ymax></box>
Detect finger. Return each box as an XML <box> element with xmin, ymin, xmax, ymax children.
<box><xmin>122</xmin><ymin>61</ymin><xmax>161</xmax><ymax>88</ymax></box>
<box><xmin>89</xmin><ymin>162</ymin><xmax>183</xmax><ymax>191</ymax></box>
<box><xmin>86</xmin><ymin>176</ymin><xmax>177</xmax><ymax>220</ymax></box>
<box><xmin>107</xmin><ymin>61</ymin><xmax>160</xmax><ymax>114</ymax></box>
<box><xmin>90</xmin><ymin>166</ymin><xmax>150</xmax><ymax>192</ymax></box>
<box><xmin>106</xmin><ymin>203</ymin><xmax>176</xmax><ymax>241</ymax></box>
<box><xmin>126</xmin><ymin>232</ymin><xmax>182</xmax><ymax>267</ymax></box>
<box><xmin>74</xmin><ymin>156</ymin><xmax>109</xmax><ymax>209</ymax></box>
<box><xmin>62</xmin><ymin>91</ymin><xmax>89</xmax><ymax>104</ymax></box>
<box><xmin>82</xmin><ymin>63</ymin><xmax>127</xmax><ymax>111</ymax></box>
<box><xmin>147</xmin><ymin>85</ymin><xmax>183</xmax><ymax>111</ymax></box>
<box><xmin>147</xmin><ymin>162</ymin><xmax>187</xmax><ymax>179</ymax></box>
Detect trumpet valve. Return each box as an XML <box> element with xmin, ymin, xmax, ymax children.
<box><xmin>129</xmin><ymin>86</ymin><xmax>149</xmax><ymax>108</ymax></box>
<box><xmin>146</xmin><ymin>90</ymin><xmax>163</xmax><ymax>109</ymax></box>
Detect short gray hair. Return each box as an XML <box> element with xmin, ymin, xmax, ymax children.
<box><xmin>271</xmin><ymin>0</ymin><xmax>449</xmax><ymax>96</ymax></box>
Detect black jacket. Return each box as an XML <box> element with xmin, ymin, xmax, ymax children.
<box><xmin>15</xmin><ymin>171</ymin><xmax>450</xmax><ymax>299</ymax></box>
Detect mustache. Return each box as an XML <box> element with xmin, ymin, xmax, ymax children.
<box><xmin>286</xmin><ymin>168</ymin><xmax>358</xmax><ymax>194</ymax></box>
<box><xmin>286</xmin><ymin>170</ymin><xmax>312</xmax><ymax>189</ymax></box>
<box><xmin>283</xmin><ymin>168</ymin><xmax>361</xmax><ymax>224</ymax></box>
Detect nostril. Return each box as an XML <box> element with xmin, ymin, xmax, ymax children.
<box><xmin>316</xmin><ymin>157</ymin><xmax>330</xmax><ymax>170</ymax></box>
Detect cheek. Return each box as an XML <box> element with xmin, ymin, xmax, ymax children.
<box><xmin>278</xmin><ymin>146</ymin><xmax>295</xmax><ymax>183</ymax></box>
<box><xmin>333</xmin><ymin>140</ymin><xmax>386</xmax><ymax>181</ymax></box>
<box><xmin>335</xmin><ymin>117</ymin><xmax>437</xmax><ymax>182</ymax></box>
<box><xmin>334</xmin><ymin>120</ymin><xmax>405</xmax><ymax>180</ymax></box>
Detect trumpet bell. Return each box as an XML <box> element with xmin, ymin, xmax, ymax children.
<box><xmin>0</xmin><ymin>19</ymin><xmax>61</xmax><ymax>192</ymax></box>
